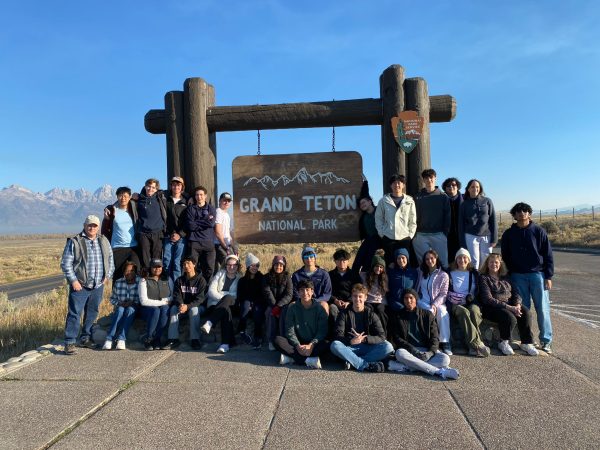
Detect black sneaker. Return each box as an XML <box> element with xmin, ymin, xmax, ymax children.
<box><xmin>364</xmin><ymin>362</ymin><xmax>385</xmax><ymax>373</ymax></box>
<box><xmin>161</xmin><ymin>339</ymin><xmax>181</xmax><ymax>350</ymax></box>
<box><xmin>253</xmin><ymin>339</ymin><xmax>263</xmax><ymax>350</ymax></box>
<box><xmin>143</xmin><ymin>338</ymin><xmax>154</xmax><ymax>351</ymax></box>
<box><xmin>239</xmin><ymin>331</ymin><xmax>254</xmax><ymax>346</ymax></box>
<box><xmin>64</xmin><ymin>343</ymin><xmax>77</xmax><ymax>355</ymax></box>
<box><xmin>78</xmin><ymin>338</ymin><xmax>96</xmax><ymax>349</ymax></box>
<box><xmin>191</xmin><ymin>339</ymin><xmax>203</xmax><ymax>350</ymax></box>
<box><xmin>344</xmin><ymin>361</ymin><xmax>352</xmax><ymax>370</ymax></box>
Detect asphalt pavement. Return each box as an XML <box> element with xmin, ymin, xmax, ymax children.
<box><xmin>0</xmin><ymin>273</ymin><xmax>65</xmax><ymax>301</ymax></box>
<box><xmin>1</xmin><ymin>251</ymin><xmax>599</xmax><ymax>449</ymax></box>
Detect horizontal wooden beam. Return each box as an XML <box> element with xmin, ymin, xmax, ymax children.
<box><xmin>144</xmin><ymin>95</ymin><xmax>456</xmax><ymax>134</ymax></box>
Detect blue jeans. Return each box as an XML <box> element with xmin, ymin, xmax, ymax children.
<box><xmin>106</xmin><ymin>305</ymin><xmax>138</xmax><ymax>341</ymax></box>
<box><xmin>330</xmin><ymin>340</ymin><xmax>394</xmax><ymax>371</ymax></box>
<box><xmin>511</xmin><ymin>272</ymin><xmax>553</xmax><ymax>344</ymax></box>
<box><xmin>64</xmin><ymin>285</ymin><xmax>105</xmax><ymax>344</ymax></box>
<box><xmin>142</xmin><ymin>305</ymin><xmax>170</xmax><ymax>344</ymax></box>
<box><xmin>163</xmin><ymin>237</ymin><xmax>186</xmax><ymax>283</ymax></box>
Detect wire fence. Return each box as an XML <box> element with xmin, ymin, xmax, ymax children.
<box><xmin>499</xmin><ymin>206</ymin><xmax>597</xmax><ymax>225</ymax></box>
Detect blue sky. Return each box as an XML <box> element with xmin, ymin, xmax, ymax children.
<box><xmin>1</xmin><ymin>0</ymin><xmax>599</xmax><ymax>211</ymax></box>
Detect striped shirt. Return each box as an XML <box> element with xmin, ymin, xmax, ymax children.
<box><xmin>110</xmin><ymin>276</ymin><xmax>141</xmax><ymax>306</ymax></box>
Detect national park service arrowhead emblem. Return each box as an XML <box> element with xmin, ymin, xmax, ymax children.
<box><xmin>391</xmin><ymin>111</ymin><xmax>424</xmax><ymax>154</ymax></box>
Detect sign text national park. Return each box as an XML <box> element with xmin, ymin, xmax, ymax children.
<box><xmin>232</xmin><ymin>151</ymin><xmax>363</xmax><ymax>244</ymax></box>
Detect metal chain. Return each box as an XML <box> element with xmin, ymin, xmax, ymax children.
<box><xmin>257</xmin><ymin>130</ymin><xmax>261</xmax><ymax>155</ymax></box>
<box><xmin>332</xmin><ymin>126</ymin><xmax>336</xmax><ymax>152</ymax></box>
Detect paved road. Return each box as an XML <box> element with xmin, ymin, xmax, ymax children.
<box><xmin>0</xmin><ymin>274</ymin><xmax>65</xmax><ymax>301</ymax></box>
<box><xmin>551</xmin><ymin>250</ymin><xmax>600</xmax><ymax>329</ymax></box>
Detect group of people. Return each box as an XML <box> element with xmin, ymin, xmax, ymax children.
<box><xmin>60</xmin><ymin>169</ymin><xmax>554</xmax><ymax>381</ymax></box>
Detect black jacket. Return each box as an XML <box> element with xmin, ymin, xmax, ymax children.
<box><xmin>328</xmin><ymin>268</ymin><xmax>362</xmax><ymax>302</ymax></box>
<box><xmin>101</xmin><ymin>200</ymin><xmax>138</xmax><ymax>243</ymax></box>
<box><xmin>262</xmin><ymin>272</ymin><xmax>293</xmax><ymax>307</ymax></box>
<box><xmin>165</xmin><ymin>193</ymin><xmax>189</xmax><ymax>237</ymax></box>
<box><xmin>389</xmin><ymin>308</ymin><xmax>439</xmax><ymax>355</ymax></box>
<box><xmin>334</xmin><ymin>307</ymin><xmax>386</xmax><ymax>346</ymax></box>
<box><xmin>172</xmin><ymin>272</ymin><xmax>207</xmax><ymax>308</ymax></box>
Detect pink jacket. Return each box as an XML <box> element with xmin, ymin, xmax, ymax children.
<box><xmin>417</xmin><ymin>268</ymin><xmax>448</xmax><ymax>309</ymax></box>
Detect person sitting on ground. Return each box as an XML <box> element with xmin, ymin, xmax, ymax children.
<box><xmin>236</xmin><ymin>253</ymin><xmax>265</xmax><ymax>348</ymax></box>
<box><xmin>417</xmin><ymin>249</ymin><xmax>452</xmax><ymax>355</ymax></box>
<box><xmin>387</xmin><ymin>248</ymin><xmax>419</xmax><ymax>313</ymax></box>
<box><xmin>447</xmin><ymin>248</ymin><xmax>490</xmax><ymax>357</ymax></box>
<box><xmin>329</xmin><ymin>248</ymin><xmax>362</xmax><ymax>319</ymax></box>
<box><xmin>164</xmin><ymin>256</ymin><xmax>207</xmax><ymax>350</ymax></box>
<box><xmin>291</xmin><ymin>246</ymin><xmax>332</xmax><ymax>314</ymax></box>
<box><xmin>478</xmin><ymin>253</ymin><xmax>539</xmax><ymax>356</ymax></box>
<box><xmin>360</xmin><ymin>250</ymin><xmax>389</xmax><ymax>332</ymax></box>
<box><xmin>263</xmin><ymin>255</ymin><xmax>293</xmax><ymax>351</ymax></box>
<box><xmin>388</xmin><ymin>289</ymin><xmax>460</xmax><ymax>380</ymax></box>
<box><xmin>201</xmin><ymin>254</ymin><xmax>242</xmax><ymax>354</ymax></box>
<box><xmin>103</xmin><ymin>261</ymin><xmax>140</xmax><ymax>351</ymax></box>
<box><xmin>139</xmin><ymin>259</ymin><xmax>172</xmax><ymax>350</ymax></box>
<box><xmin>275</xmin><ymin>279</ymin><xmax>328</xmax><ymax>369</ymax></box>
<box><xmin>330</xmin><ymin>283</ymin><xmax>394</xmax><ymax>372</ymax></box>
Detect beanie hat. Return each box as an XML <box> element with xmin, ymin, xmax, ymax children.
<box><xmin>272</xmin><ymin>255</ymin><xmax>287</xmax><ymax>267</ymax></box>
<box><xmin>371</xmin><ymin>254</ymin><xmax>386</xmax><ymax>268</ymax></box>
<box><xmin>245</xmin><ymin>253</ymin><xmax>260</xmax><ymax>267</ymax></box>
<box><xmin>394</xmin><ymin>248</ymin><xmax>410</xmax><ymax>261</ymax></box>
<box><xmin>455</xmin><ymin>248</ymin><xmax>471</xmax><ymax>261</ymax></box>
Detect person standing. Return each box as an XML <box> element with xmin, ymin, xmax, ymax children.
<box><xmin>101</xmin><ymin>186</ymin><xmax>140</xmax><ymax>281</ymax></box>
<box><xmin>163</xmin><ymin>176</ymin><xmax>189</xmax><ymax>283</ymax></box>
<box><xmin>184</xmin><ymin>186</ymin><xmax>217</xmax><ymax>283</ymax></box>
<box><xmin>442</xmin><ymin>177</ymin><xmax>463</xmax><ymax>264</ymax></box>
<box><xmin>214</xmin><ymin>192</ymin><xmax>237</xmax><ymax>273</ymax></box>
<box><xmin>137</xmin><ymin>178</ymin><xmax>167</xmax><ymax>271</ymax></box>
<box><xmin>375</xmin><ymin>174</ymin><xmax>417</xmax><ymax>267</ymax></box>
<box><xmin>458</xmin><ymin>179</ymin><xmax>497</xmax><ymax>270</ymax></box>
<box><xmin>501</xmin><ymin>202</ymin><xmax>554</xmax><ymax>354</ymax></box>
<box><xmin>352</xmin><ymin>189</ymin><xmax>382</xmax><ymax>274</ymax></box>
<box><xmin>413</xmin><ymin>169</ymin><xmax>451</xmax><ymax>267</ymax></box>
<box><xmin>61</xmin><ymin>215</ymin><xmax>114</xmax><ymax>355</ymax></box>
<box><xmin>329</xmin><ymin>249</ymin><xmax>362</xmax><ymax>317</ymax></box>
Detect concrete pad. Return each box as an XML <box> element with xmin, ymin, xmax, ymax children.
<box><xmin>4</xmin><ymin>347</ymin><xmax>172</xmax><ymax>382</ymax></box>
<box><xmin>448</xmin><ymin>352</ymin><xmax>595</xmax><ymax>391</ymax></box>
<box><xmin>139</xmin><ymin>348</ymin><xmax>289</xmax><ymax>385</ymax></box>
<box><xmin>0</xmin><ymin>380</ymin><xmax>119</xmax><ymax>450</ymax></box>
<box><xmin>264</xmin><ymin>385</ymin><xmax>481</xmax><ymax>449</ymax></box>
<box><xmin>54</xmin><ymin>381</ymin><xmax>283</xmax><ymax>449</ymax></box>
<box><xmin>451</xmin><ymin>388</ymin><xmax>600</xmax><ymax>449</ymax></box>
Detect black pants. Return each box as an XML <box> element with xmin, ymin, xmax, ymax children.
<box><xmin>203</xmin><ymin>295</ymin><xmax>235</xmax><ymax>346</ymax></box>
<box><xmin>274</xmin><ymin>338</ymin><xmax>329</xmax><ymax>365</ymax></box>
<box><xmin>381</xmin><ymin>236</ymin><xmax>412</xmax><ymax>267</ymax></box>
<box><xmin>352</xmin><ymin>235</ymin><xmax>382</xmax><ymax>273</ymax></box>
<box><xmin>367</xmin><ymin>302</ymin><xmax>388</xmax><ymax>334</ymax></box>
<box><xmin>112</xmin><ymin>246</ymin><xmax>141</xmax><ymax>280</ymax></box>
<box><xmin>138</xmin><ymin>231</ymin><xmax>163</xmax><ymax>270</ymax></box>
<box><xmin>187</xmin><ymin>240</ymin><xmax>216</xmax><ymax>283</ymax></box>
<box><xmin>482</xmin><ymin>304</ymin><xmax>534</xmax><ymax>344</ymax></box>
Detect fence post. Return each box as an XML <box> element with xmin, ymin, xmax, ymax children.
<box><xmin>539</xmin><ymin>210</ymin><xmax>542</xmax><ymax>221</ymax></box>
<box><xmin>573</xmin><ymin>207</ymin><xmax>575</xmax><ymax>219</ymax></box>
<box><xmin>593</xmin><ymin>206</ymin><xmax>595</xmax><ymax>221</ymax></box>
<box><xmin>555</xmin><ymin>209</ymin><xmax>558</xmax><ymax>221</ymax></box>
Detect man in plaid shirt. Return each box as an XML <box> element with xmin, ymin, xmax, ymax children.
<box><xmin>102</xmin><ymin>261</ymin><xmax>140</xmax><ymax>350</ymax></box>
<box><xmin>61</xmin><ymin>215</ymin><xmax>114</xmax><ymax>355</ymax></box>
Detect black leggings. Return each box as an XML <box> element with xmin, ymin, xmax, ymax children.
<box><xmin>204</xmin><ymin>295</ymin><xmax>236</xmax><ymax>346</ymax></box>
<box><xmin>482</xmin><ymin>304</ymin><xmax>534</xmax><ymax>344</ymax></box>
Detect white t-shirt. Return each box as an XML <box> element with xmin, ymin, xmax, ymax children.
<box><xmin>214</xmin><ymin>208</ymin><xmax>232</xmax><ymax>245</ymax></box>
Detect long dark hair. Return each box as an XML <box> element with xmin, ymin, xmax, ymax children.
<box><xmin>420</xmin><ymin>250</ymin><xmax>442</xmax><ymax>277</ymax></box>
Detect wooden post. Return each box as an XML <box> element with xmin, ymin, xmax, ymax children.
<box><xmin>164</xmin><ymin>91</ymin><xmax>185</xmax><ymax>182</ymax></box>
<box><xmin>183</xmin><ymin>78</ymin><xmax>217</xmax><ymax>203</ymax></box>
<box><xmin>555</xmin><ymin>209</ymin><xmax>558</xmax><ymax>221</ymax></box>
<box><xmin>404</xmin><ymin>77</ymin><xmax>431</xmax><ymax>197</ymax></box>
<box><xmin>380</xmin><ymin>65</ymin><xmax>405</xmax><ymax>194</ymax></box>
<box><xmin>572</xmin><ymin>208</ymin><xmax>575</xmax><ymax>219</ymax></box>
<box><xmin>208</xmin><ymin>84</ymin><xmax>218</xmax><ymax>205</ymax></box>
<box><xmin>593</xmin><ymin>206</ymin><xmax>595</xmax><ymax>221</ymax></box>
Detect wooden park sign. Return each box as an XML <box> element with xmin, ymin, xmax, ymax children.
<box><xmin>232</xmin><ymin>152</ymin><xmax>363</xmax><ymax>244</ymax></box>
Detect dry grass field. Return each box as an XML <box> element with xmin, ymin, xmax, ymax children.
<box><xmin>1</xmin><ymin>217</ymin><xmax>598</xmax><ymax>363</ymax></box>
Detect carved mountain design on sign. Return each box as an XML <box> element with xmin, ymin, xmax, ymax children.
<box><xmin>243</xmin><ymin>167</ymin><xmax>350</xmax><ymax>190</ymax></box>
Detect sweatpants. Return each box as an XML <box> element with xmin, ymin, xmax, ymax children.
<box><xmin>395</xmin><ymin>347</ymin><xmax>450</xmax><ymax>376</ymax></box>
<box><xmin>203</xmin><ymin>295</ymin><xmax>236</xmax><ymax>346</ymax></box>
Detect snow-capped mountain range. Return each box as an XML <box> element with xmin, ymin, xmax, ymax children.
<box><xmin>0</xmin><ymin>184</ymin><xmax>116</xmax><ymax>234</ymax></box>
<box><xmin>243</xmin><ymin>167</ymin><xmax>350</xmax><ymax>190</ymax></box>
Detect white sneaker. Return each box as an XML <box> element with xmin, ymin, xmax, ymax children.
<box><xmin>115</xmin><ymin>340</ymin><xmax>126</xmax><ymax>350</ymax></box>
<box><xmin>217</xmin><ymin>344</ymin><xmax>229</xmax><ymax>353</ymax></box>
<box><xmin>201</xmin><ymin>321</ymin><xmax>213</xmax><ymax>335</ymax></box>
<box><xmin>279</xmin><ymin>353</ymin><xmax>293</xmax><ymax>365</ymax></box>
<box><xmin>268</xmin><ymin>342</ymin><xmax>276</xmax><ymax>351</ymax></box>
<box><xmin>437</xmin><ymin>367</ymin><xmax>460</xmax><ymax>380</ymax></box>
<box><xmin>520</xmin><ymin>343</ymin><xmax>539</xmax><ymax>356</ymax></box>
<box><xmin>102</xmin><ymin>340</ymin><xmax>112</xmax><ymax>350</ymax></box>
<box><xmin>498</xmin><ymin>340</ymin><xmax>515</xmax><ymax>356</ymax></box>
<box><xmin>305</xmin><ymin>356</ymin><xmax>322</xmax><ymax>369</ymax></box>
<box><xmin>388</xmin><ymin>360</ymin><xmax>409</xmax><ymax>372</ymax></box>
